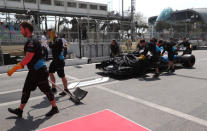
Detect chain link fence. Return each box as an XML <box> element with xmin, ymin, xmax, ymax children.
<box><xmin>149</xmin><ymin>31</ymin><xmax>207</xmax><ymax>48</ymax></box>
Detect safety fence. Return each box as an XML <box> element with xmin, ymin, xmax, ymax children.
<box><xmin>0</xmin><ymin>31</ymin><xmax>27</xmax><ymax>45</ymax></box>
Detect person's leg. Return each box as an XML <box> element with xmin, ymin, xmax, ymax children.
<box><xmin>8</xmin><ymin>72</ymin><xmax>37</xmax><ymax>117</ymax></box>
<box><xmin>167</xmin><ymin>61</ymin><xmax>172</xmax><ymax>72</ymax></box>
<box><xmin>62</xmin><ymin>77</ymin><xmax>68</xmax><ymax>90</ymax></box>
<box><xmin>57</xmin><ymin>66</ymin><xmax>69</xmax><ymax>96</ymax></box>
<box><xmin>64</xmin><ymin>48</ymin><xmax>67</xmax><ymax>58</ymax></box>
<box><xmin>154</xmin><ymin>61</ymin><xmax>160</xmax><ymax>77</ymax></box>
<box><xmin>49</xmin><ymin>73</ymin><xmax>57</xmax><ymax>93</ymax></box>
<box><xmin>171</xmin><ymin>61</ymin><xmax>175</xmax><ymax>72</ymax></box>
<box><xmin>155</xmin><ymin>67</ymin><xmax>159</xmax><ymax>74</ymax></box>
<box><xmin>49</xmin><ymin>61</ymin><xmax>57</xmax><ymax>93</ymax></box>
<box><xmin>45</xmin><ymin>47</ymin><xmax>48</xmax><ymax>61</ymax></box>
<box><xmin>38</xmin><ymin>69</ymin><xmax>59</xmax><ymax>117</ymax></box>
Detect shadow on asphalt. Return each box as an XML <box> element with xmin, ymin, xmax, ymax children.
<box><xmin>6</xmin><ymin>102</ymin><xmax>85</xmax><ymax>131</ymax></box>
<box><xmin>6</xmin><ymin>111</ymin><xmax>51</xmax><ymax>131</ymax></box>
<box><xmin>31</xmin><ymin>95</ymin><xmax>84</xmax><ymax>109</ymax></box>
<box><xmin>175</xmin><ymin>73</ymin><xmax>207</xmax><ymax>81</ymax></box>
<box><xmin>137</xmin><ymin>76</ymin><xmax>161</xmax><ymax>81</ymax></box>
<box><xmin>74</xmin><ymin>65</ymin><xmax>82</xmax><ymax>68</ymax></box>
<box><xmin>31</xmin><ymin>96</ymin><xmax>62</xmax><ymax>109</ymax></box>
<box><xmin>97</xmin><ymin>71</ymin><xmax>161</xmax><ymax>81</ymax></box>
<box><xmin>96</xmin><ymin>66</ymin><xmax>196</xmax><ymax>81</ymax></box>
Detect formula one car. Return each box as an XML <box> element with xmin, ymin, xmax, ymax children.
<box><xmin>96</xmin><ymin>51</ymin><xmax>195</xmax><ymax>76</ymax></box>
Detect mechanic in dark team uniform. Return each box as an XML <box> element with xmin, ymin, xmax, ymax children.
<box><xmin>7</xmin><ymin>21</ymin><xmax>58</xmax><ymax>118</ymax></box>
<box><xmin>148</xmin><ymin>38</ymin><xmax>161</xmax><ymax>77</ymax></box>
<box><xmin>136</xmin><ymin>39</ymin><xmax>149</xmax><ymax>75</ymax></box>
<box><xmin>110</xmin><ymin>40</ymin><xmax>120</xmax><ymax>57</ymax></box>
<box><xmin>162</xmin><ymin>38</ymin><xmax>176</xmax><ymax>73</ymax></box>
<box><xmin>136</xmin><ymin>39</ymin><xmax>148</xmax><ymax>56</ymax></box>
<box><xmin>136</xmin><ymin>38</ymin><xmax>161</xmax><ymax>77</ymax></box>
<box><xmin>178</xmin><ymin>37</ymin><xmax>192</xmax><ymax>55</ymax></box>
<box><xmin>49</xmin><ymin>34</ymin><xmax>69</xmax><ymax>96</ymax></box>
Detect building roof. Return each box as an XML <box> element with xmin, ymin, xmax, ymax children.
<box><xmin>148</xmin><ymin>8</ymin><xmax>207</xmax><ymax>25</ymax></box>
<box><xmin>191</xmin><ymin>8</ymin><xmax>207</xmax><ymax>23</ymax></box>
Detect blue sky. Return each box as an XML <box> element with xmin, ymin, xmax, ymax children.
<box><xmin>85</xmin><ymin>0</ymin><xmax>207</xmax><ymax>18</ymax></box>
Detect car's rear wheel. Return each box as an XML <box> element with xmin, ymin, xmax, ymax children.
<box><xmin>183</xmin><ymin>55</ymin><xmax>195</xmax><ymax>68</ymax></box>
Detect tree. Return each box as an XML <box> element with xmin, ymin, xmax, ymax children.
<box><xmin>58</xmin><ymin>17</ymin><xmax>70</xmax><ymax>35</ymax></box>
<box><xmin>134</xmin><ymin>12</ymin><xmax>148</xmax><ymax>33</ymax></box>
<box><xmin>134</xmin><ymin>12</ymin><xmax>146</xmax><ymax>26</ymax></box>
<box><xmin>70</xmin><ymin>18</ymin><xmax>78</xmax><ymax>40</ymax></box>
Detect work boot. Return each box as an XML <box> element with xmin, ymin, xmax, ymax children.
<box><xmin>171</xmin><ymin>68</ymin><xmax>175</xmax><ymax>73</ymax></box>
<box><xmin>8</xmin><ymin>108</ymin><xmax>23</xmax><ymax>118</ymax></box>
<box><xmin>59</xmin><ymin>88</ymin><xmax>70</xmax><ymax>96</ymax></box>
<box><xmin>51</xmin><ymin>88</ymin><xmax>57</xmax><ymax>94</ymax></box>
<box><xmin>153</xmin><ymin>72</ymin><xmax>160</xmax><ymax>78</ymax></box>
<box><xmin>45</xmin><ymin>106</ymin><xmax>59</xmax><ymax>117</ymax></box>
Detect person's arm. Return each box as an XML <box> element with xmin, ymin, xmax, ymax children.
<box><xmin>178</xmin><ymin>42</ymin><xmax>183</xmax><ymax>46</ymax></box>
<box><xmin>8</xmin><ymin>39</ymin><xmax>37</xmax><ymax>76</ymax></box>
<box><xmin>136</xmin><ymin>44</ymin><xmax>139</xmax><ymax>52</ymax></box>
<box><xmin>8</xmin><ymin>52</ymin><xmax>35</xmax><ymax>76</ymax></box>
<box><xmin>21</xmin><ymin>52</ymin><xmax>35</xmax><ymax>66</ymax></box>
<box><xmin>143</xmin><ymin>46</ymin><xmax>149</xmax><ymax>56</ymax></box>
<box><xmin>162</xmin><ymin>47</ymin><xmax>166</xmax><ymax>55</ymax></box>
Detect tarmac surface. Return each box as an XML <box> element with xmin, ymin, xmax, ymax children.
<box><xmin>0</xmin><ymin>50</ymin><xmax>207</xmax><ymax>131</ymax></box>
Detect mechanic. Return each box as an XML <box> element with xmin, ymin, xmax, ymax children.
<box><xmin>178</xmin><ymin>37</ymin><xmax>192</xmax><ymax>55</ymax></box>
<box><xmin>136</xmin><ymin>39</ymin><xmax>160</xmax><ymax>77</ymax></box>
<box><xmin>148</xmin><ymin>38</ymin><xmax>161</xmax><ymax>77</ymax></box>
<box><xmin>62</xmin><ymin>34</ymin><xmax>68</xmax><ymax>58</ymax></box>
<box><xmin>7</xmin><ymin>21</ymin><xmax>59</xmax><ymax>118</ymax></box>
<box><xmin>157</xmin><ymin>40</ymin><xmax>163</xmax><ymax>47</ymax></box>
<box><xmin>135</xmin><ymin>39</ymin><xmax>149</xmax><ymax>75</ymax></box>
<box><xmin>110</xmin><ymin>40</ymin><xmax>120</xmax><ymax>57</ymax></box>
<box><xmin>162</xmin><ymin>38</ymin><xmax>176</xmax><ymax>73</ymax></box>
<box><xmin>41</xmin><ymin>31</ymin><xmax>49</xmax><ymax>61</ymax></box>
<box><xmin>49</xmin><ymin>33</ymin><xmax>69</xmax><ymax>96</ymax></box>
<box><xmin>136</xmin><ymin>39</ymin><xmax>148</xmax><ymax>56</ymax></box>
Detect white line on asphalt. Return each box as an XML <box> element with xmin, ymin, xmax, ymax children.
<box><xmin>0</xmin><ymin>95</ymin><xmax>45</xmax><ymax>107</ymax></box>
<box><xmin>0</xmin><ymin>76</ymin><xmax>105</xmax><ymax>95</ymax></box>
<box><xmin>0</xmin><ymin>70</ymin><xmax>28</xmax><ymax>76</ymax></box>
<box><xmin>197</xmin><ymin>58</ymin><xmax>207</xmax><ymax>62</ymax></box>
<box><xmin>66</xmin><ymin>75</ymin><xmax>79</xmax><ymax>80</ymax></box>
<box><xmin>108</xmin><ymin>109</ymin><xmax>152</xmax><ymax>131</ymax></box>
<box><xmin>0</xmin><ymin>80</ymin><xmax>119</xmax><ymax>107</ymax></box>
<box><xmin>0</xmin><ymin>89</ymin><xmax>22</xmax><ymax>95</ymax></box>
<box><xmin>68</xmin><ymin>77</ymin><xmax>109</xmax><ymax>89</ymax></box>
<box><xmin>0</xmin><ymin>82</ymin><xmax>61</xmax><ymax>95</ymax></box>
<box><xmin>77</xmin><ymin>63</ymin><xmax>97</xmax><ymax>67</ymax></box>
<box><xmin>97</xmin><ymin>86</ymin><xmax>207</xmax><ymax>127</ymax></box>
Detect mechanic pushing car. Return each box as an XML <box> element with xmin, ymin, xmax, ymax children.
<box><xmin>136</xmin><ymin>39</ymin><xmax>149</xmax><ymax>75</ymax></box>
<box><xmin>178</xmin><ymin>37</ymin><xmax>192</xmax><ymax>55</ymax></box>
<box><xmin>136</xmin><ymin>38</ymin><xmax>161</xmax><ymax>77</ymax></box>
<box><xmin>162</xmin><ymin>38</ymin><xmax>177</xmax><ymax>73</ymax></box>
<box><xmin>110</xmin><ymin>40</ymin><xmax>120</xmax><ymax>57</ymax></box>
<box><xmin>148</xmin><ymin>38</ymin><xmax>161</xmax><ymax>77</ymax></box>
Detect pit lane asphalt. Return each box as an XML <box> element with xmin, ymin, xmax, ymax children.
<box><xmin>1</xmin><ymin>50</ymin><xmax>207</xmax><ymax>131</ymax></box>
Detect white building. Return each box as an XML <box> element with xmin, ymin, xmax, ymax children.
<box><xmin>0</xmin><ymin>0</ymin><xmax>108</xmax><ymax>17</ymax></box>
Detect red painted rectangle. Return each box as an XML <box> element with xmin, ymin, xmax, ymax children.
<box><xmin>39</xmin><ymin>109</ymin><xmax>150</xmax><ymax>131</ymax></box>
